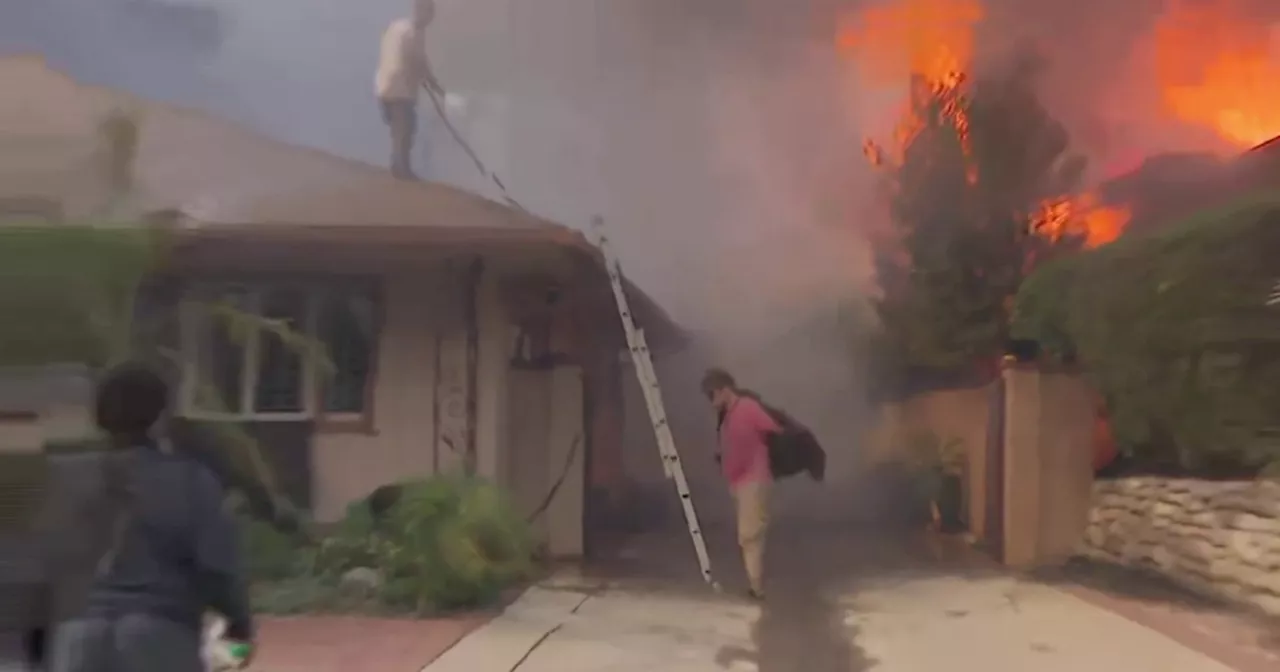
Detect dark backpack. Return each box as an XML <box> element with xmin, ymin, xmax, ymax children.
<box><xmin>716</xmin><ymin>391</ymin><xmax>826</xmax><ymax>482</ymax></box>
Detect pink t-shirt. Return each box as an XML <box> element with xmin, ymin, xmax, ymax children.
<box><xmin>719</xmin><ymin>397</ymin><xmax>780</xmax><ymax>486</ymax></box>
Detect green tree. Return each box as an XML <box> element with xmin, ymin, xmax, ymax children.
<box><xmin>869</xmin><ymin>52</ymin><xmax>1087</xmax><ymax>376</ymax></box>
<box><xmin>1</xmin><ymin>109</ymin><xmax>317</xmax><ymax>537</ymax></box>
<box><xmin>1013</xmin><ymin>192</ymin><xmax>1280</xmax><ymax>475</ymax></box>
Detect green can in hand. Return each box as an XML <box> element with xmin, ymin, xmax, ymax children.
<box><xmin>226</xmin><ymin>642</ymin><xmax>253</xmax><ymax>667</ymax></box>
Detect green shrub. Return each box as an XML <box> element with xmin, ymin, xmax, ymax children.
<box><xmin>240</xmin><ymin>513</ymin><xmax>305</xmax><ymax>582</ymax></box>
<box><xmin>1012</xmin><ymin>190</ymin><xmax>1280</xmax><ymax>474</ymax></box>
<box><xmin>312</xmin><ymin>501</ymin><xmax>381</xmax><ymax>577</ymax></box>
<box><xmin>250</xmin><ymin>574</ymin><xmax>370</xmax><ymax>615</ymax></box>
<box><xmin>242</xmin><ymin>476</ymin><xmax>535</xmax><ymax>615</ymax></box>
<box><xmin>301</xmin><ymin>476</ymin><xmax>535</xmax><ymax>614</ymax></box>
<box><xmin>374</xmin><ymin>476</ymin><xmax>535</xmax><ymax>612</ymax></box>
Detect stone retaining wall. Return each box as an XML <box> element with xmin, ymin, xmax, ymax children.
<box><xmin>1079</xmin><ymin>477</ymin><xmax>1280</xmax><ymax>616</ymax></box>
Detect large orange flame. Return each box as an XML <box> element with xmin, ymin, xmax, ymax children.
<box><xmin>839</xmin><ymin>0</ymin><xmax>1128</xmax><ymax>248</ymax></box>
<box><xmin>837</xmin><ymin>0</ymin><xmax>982</xmax><ymax>92</ymax></box>
<box><xmin>1154</xmin><ymin>0</ymin><xmax>1280</xmax><ymax>148</ymax></box>
<box><xmin>1031</xmin><ymin>194</ymin><xmax>1129</xmax><ymax>249</ymax></box>
<box><xmin>839</xmin><ymin>0</ymin><xmax>980</xmax><ymax>162</ymax></box>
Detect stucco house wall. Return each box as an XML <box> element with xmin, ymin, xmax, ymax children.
<box><xmin>2</xmin><ymin>55</ymin><xmax>681</xmax><ymax>556</ymax></box>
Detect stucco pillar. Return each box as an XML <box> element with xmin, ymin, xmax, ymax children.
<box><xmin>433</xmin><ymin>269</ymin><xmax>471</xmax><ymax>475</ymax></box>
<box><xmin>999</xmin><ymin>365</ymin><xmax>1098</xmax><ymax>568</ymax></box>
<box><xmin>1034</xmin><ymin>372</ymin><xmax>1096</xmax><ymax>564</ymax></box>
<box><xmin>546</xmin><ymin>365</ymin><xmax>585</xmax><ymax>558</ymax></box>
<box><xmin>1001</xmin><ymin>365</ymin><xmax>1043</xmax><ymax>568</ymax></box>
<box><xmin>475</xmin><ymin>263</ymin><xmax>511</xmax><ymax>484</ymax></box>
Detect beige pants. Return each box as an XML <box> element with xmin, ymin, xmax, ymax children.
<box><xmin>732</xmin><ymin>480</ymin><xmax>771</xmax><ymax>593</ymax></box>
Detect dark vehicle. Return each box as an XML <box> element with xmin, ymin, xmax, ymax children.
<box><xmin>0</xmin><ymin>365</ymin><xmax>95</xmax><ymax>665</ymax></box>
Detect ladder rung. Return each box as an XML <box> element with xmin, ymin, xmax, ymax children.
<box><xmin>596</xmin><ymin>216</ymin><xmax>716</xmax><ymax>588</ymax></box>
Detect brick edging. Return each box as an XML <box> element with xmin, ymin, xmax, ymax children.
<box><xmin>936</xmin><ymin>535</ymin><xmax>1276</xmax><ymax>672</ymax></box>
<box><xmin>1061</xmin><ymin>582</ymin><xmax>1277</xmax><ymax>672</ymax></box>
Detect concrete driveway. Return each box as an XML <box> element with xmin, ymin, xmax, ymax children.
<box><xmin>425</xmin><ymin>522</ymin><xmax>1241</xmax><ymax>671</ymax></box>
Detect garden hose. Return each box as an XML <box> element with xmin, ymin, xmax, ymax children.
<box><xmin>524</xmin><ymin>435</ymin><xmax>582</xmax><ymax>523</ymax></box>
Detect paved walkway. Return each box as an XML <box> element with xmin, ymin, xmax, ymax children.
<box><xmin>1045</xmin><ymin>561</ymin><xmax>1280</xmax><ymax>672</ymax></box>
<box><xmin>423</xmin><ymin>524</ymin><xmax>1249</xmax><ymax>671</ymax></box>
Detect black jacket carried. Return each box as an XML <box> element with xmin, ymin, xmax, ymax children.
<box><xmin>716</xmin><ymin>390</ymin><xmax>826</xmax><ymax>482</ymax></box>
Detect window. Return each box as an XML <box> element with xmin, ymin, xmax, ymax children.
<box><xmin>180</xmin><ymin>280</ymin><xmax>380</xmax><ymax>425</ymax></box>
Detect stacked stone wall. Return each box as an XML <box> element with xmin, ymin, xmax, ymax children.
<box><xmin>1081</xmin><ymin>477</ymin><xmax>1280</xmax><ymax>616</ymax></box>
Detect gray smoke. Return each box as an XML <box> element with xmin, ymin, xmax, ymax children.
<box><xmin>5</xmin><ymin>0</ymin><xmax>890</xmax><ymax>521</ymax></box>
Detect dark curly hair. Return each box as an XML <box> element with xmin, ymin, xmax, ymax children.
<box><xmin>700</xmin><ymin>367</ymin><xmax>737</xmax><ymax>397</ymax></box>
<box><xmin>94</xmin><ymin>360</ymin><xmax>169</xmax><ymax>440</ymax></box>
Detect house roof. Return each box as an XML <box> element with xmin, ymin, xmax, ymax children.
<box><xmin>0</xmin><ymin>55</ymin><xmax>685</xmax><ymax>350</ymax></box>
<box><xmin>1249</xmin><ymin>135</ymin><xmax>1280</xmax><ymax>154</ymax></box>
<box><xmin>0</xmin><ymin>55</ymin><xmax>559</xmax><ymax>234</ymax></box>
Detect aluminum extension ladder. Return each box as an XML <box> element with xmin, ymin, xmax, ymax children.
<box><xmin>591</xmin><ymin>216</ymin><xmax>720</xmax><ymax>591</ymax></box>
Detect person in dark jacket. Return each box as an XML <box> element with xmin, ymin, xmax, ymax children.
<box><xmin>24</xmin><ymin>411</ymin><xmax>305</xmax><ymax>670</ymax></box>
<box><xmin>36</xmin><ymin>362</ymin><xmax>255</xmax><ymax>672</ymax></box>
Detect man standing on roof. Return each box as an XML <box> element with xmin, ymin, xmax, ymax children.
<box><xmin>375</xmin><ymin>0</ymin><xmax>445</xmax><ymax>180</ymax></box>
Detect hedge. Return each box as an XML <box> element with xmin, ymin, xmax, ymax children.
<box><xmin>250</xmin><ymin>476</ymin><xmax>536</xmax><ymax>615</ymax></box>
<box><xmin>1012</xmin><ymin>191</ymin><xmax>1280</xmax><ymax>474</ymax></box>
<box><xmin>0</xmin><ymin>223</ymin><xmax>163</xmax><ymax>367</ymax></box>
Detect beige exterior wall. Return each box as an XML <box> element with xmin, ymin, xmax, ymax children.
<box><xmin>545</xmin><ymin>365</ymin><xmax>586</xmax><ymax>557</ymax></box>
<box><xmin>500</xmin><ymin>365</ymin><xmax>586</xmax><ymax>557</ymax></box>
<box><xmin>311</xmin><ymin>252</ymin><xmax>585</xmax><ymax>562</ymax></box>
<box><xmin>311</xmin><ymin>269</ymin><xmax>445</xmax><ymax>521</ymax></box>
<box><xmin>504</xmin><ymin>369</ymin><xmax>553</xmax><ymax>541</ymax></box>
<box><xmin>864</xmin><ymin>385</ymin><xmax>992</xmax><ymax>535</ymax></box>
<box><xmin>1000</xmin><ymin>367</ymin><xmax>1095</xmax><ymax>568</ymax></box>
<box><xmin>1001</xmin><ymin>368</ymin><xmax>1042</xmax><ymax>567</ymax></box>
<box><xmin>476</xmin><ymin>267</ymin><xmax>513</xmax><ymax>487</ymax></box>
<box><xmin>312</xmin><ymin>261</ymin><xmax>521</xmax><ymax>522</ymax></box>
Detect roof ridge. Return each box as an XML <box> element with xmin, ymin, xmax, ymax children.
<box><xmin>0</xmin><ymin>54</ymin><xmax>564</xmax><ymax>231</ymax></box>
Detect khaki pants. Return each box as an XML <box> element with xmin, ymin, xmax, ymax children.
<box><xmin>732</xmin><ymin>480</ymin><xmax>771</xmax><ymax>593</ymax></box>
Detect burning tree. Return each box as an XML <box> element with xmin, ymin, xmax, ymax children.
<box><xmin>866</xmin><ymin>52</ymin><xmax>1094</xmax><ymax>375</ymax></box>
<box><xmin>839</xmin><ymin>0</ymin><xmax>1131</xmax><ymax>382</ymax></box>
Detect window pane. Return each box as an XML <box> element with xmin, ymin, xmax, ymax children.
<box><xmin>317</xmin><ymin>288</ymin><xmax>377</xmax><ymax>414</ymax></box>
<box><xmin>192</xmin><ymin>287</ymin><xmax>248</xmax><ymax>413</ymax></box>
<box><xmin>253</xmin><ymin>287</ymin><xmax>307</xmax><ymax>414</ymax></box>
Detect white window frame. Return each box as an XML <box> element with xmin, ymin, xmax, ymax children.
<box><xmin>179</xmin><ymin>282</ymin><xmax>324</xmax><ymax>422</ymax></box>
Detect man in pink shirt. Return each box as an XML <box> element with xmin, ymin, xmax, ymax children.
<box><xmin>702</xmin><ymin>368</ymin><xmax>780</xmax><ymax>599</ymax></box>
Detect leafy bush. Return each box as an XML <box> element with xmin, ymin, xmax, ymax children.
<box><xmin>240</xmin><ymin>513</ymin><xmax>306</xmax><ymax>583</ymax></box>
<box><xmin>1012</xmin><ymin>190</ymin><xmax>1280</xmax><ymax>474</ymax></box>
<box><xmin>372</xmin><ymin>476</ymin><xmax>535</xmax><ymax>612</ymax></box>
<box><xmin>262</xmin><ymin>475</ymin><xmax>535</xmax><ymax>615</ymax></box>
<box><xmin>312</xmin><ymin>501</ymin><xmax>380</xmax><ymax>577</ymax></box>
